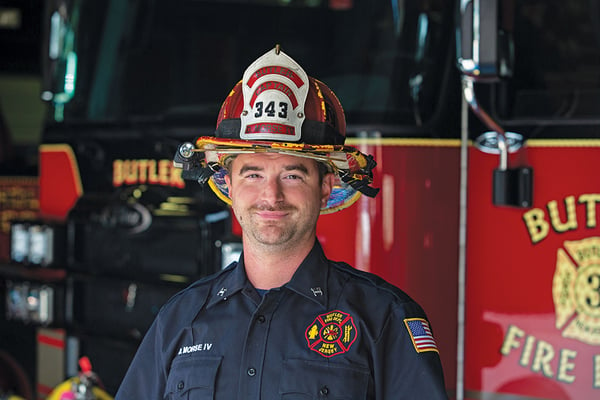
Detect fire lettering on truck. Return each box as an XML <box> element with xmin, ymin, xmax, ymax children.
<box><xmin>501</xmin><ymin>324</ymin><xmax>578</xmax><ymax>384</ymax></box>
<box><xmin>522</xmin><ymin>193</ymin><xmax>600</xmax><ymax>244</ymax></box>
<box><xmin>113</xmin><ymin>159</ymin><xmax>185</xmax><ymax>188</ymax></box>
<box><xmin>501</xmin><ymin>324</ymin><xmax>600</xmax><ymax>388</ymax></box>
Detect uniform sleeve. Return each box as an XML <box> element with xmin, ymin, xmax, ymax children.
<box><xmin>372</xmin><ymin>301</ymin><xmax>449</xmax><ymax>400</ymax></box>
<box><xmin>115</xmin><ymin>314</ymin><xmax>169</xmax><ymax>400</ymax></box>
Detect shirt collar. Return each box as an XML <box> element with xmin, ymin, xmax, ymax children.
<box><xmin>206</xmin><ymin>257</ymin><xmax>248</xmax><ymax>308</ymax></box>
<box><xmin>284</xmin><ymin>241</ymin><xmax>329</xmax><ymax>308</ymax></box>
<box><xmin>206</xmin><ymin>241</ymin><xmax>329</xmax><ymax>309</ymax></box>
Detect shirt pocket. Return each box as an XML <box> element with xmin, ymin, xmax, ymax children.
<box><xmin>165</xmin><ymin>356</ymin><xmax>222</xmax><ymax>400</ymax></box>
<box><xmin>279</xmin><ymin>358</ymin><xmax>370</xmax><ymax>400</ymax></box>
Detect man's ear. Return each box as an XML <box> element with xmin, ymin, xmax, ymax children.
<box><xmin>321</xmin><ymin>173</ymin><xmax>335</xmax><ymax>206</ymax></box>
<box><xmin>224</xmin><ymin>174</ymin><xmax>232</xmax><ymax>196</ymax></box>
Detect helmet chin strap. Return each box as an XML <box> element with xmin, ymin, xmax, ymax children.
<box><xmin>338</xmin><ymin>153</ymin><xmax>379</xmax><ymax>198</ymax></box>
<box><xmin>173</xmin><ymin>143</ymin><xmax>222</xmax><ymax>184</ymax></box>
<box><xmin>340</xmin><ymin>171</ymin><xmax>380</xmax><ymax>198</ymax></box>
<box><xmin>181</xmin><ymin>162</ymin><xmax>220</xmax><ymax>185</ymax></box>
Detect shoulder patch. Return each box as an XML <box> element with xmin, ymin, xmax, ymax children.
<box><xmin>404</xmin><ymin>318</ymin><xmax>439</xmax><ymax>353</ymax></box>
<box><xmin>305</xmin><ymin>310</ymin><xmax>357</xmax><ymax>357</ymax></box>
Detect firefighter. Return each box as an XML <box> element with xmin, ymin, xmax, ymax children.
<box><xmin>115</xmin><ymin>46</ymin><xmax>448</xmax><ymax>399</ymax></box>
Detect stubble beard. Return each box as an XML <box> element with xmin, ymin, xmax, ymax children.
<box><xmin>239</xmin><ymin>204</ymin><xmax>317</xmax><ymax>251</ymax></box>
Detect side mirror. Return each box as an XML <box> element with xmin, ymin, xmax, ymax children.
<box><xmin>456</xmin><ymin>0</ymin><xmax>532</xmax><ymax>208</ymax></box>
<box><xmin>456</xmin><ymin>0</ymin><xmax>499</xmax><ymax>81</ymax></box>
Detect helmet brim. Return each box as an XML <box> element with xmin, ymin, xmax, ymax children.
<box><xmin>195</xmin><ymin>136</ymin><xmax>372</xmax><ymax>213</ymax></box>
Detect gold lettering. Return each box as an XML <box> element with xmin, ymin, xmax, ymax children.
<box><xmin>523</xmin><ymin>208</ymin><xmax>550</xmax><ymax>244</ymax></box>
<box><xmin>594</xmin><ymin>354</ymin><xmax>600</xmax><ymax>388</ymax></box>
<box><xmin>523</xmin><ymin>194</ymin><xmax>600</xmax><ymax>243</ymax></box>
<box><xmin>158</xmin><ymin>160</ymin><xmax>170</xmax><ymax>185</ymax></box>
<box><xmin>148</xmin><ymin>160</ymin><xmax>159</xmax><ymax>184</ymax></box>
<box><xmin>112</xmin><ymin>159</ymin><xmax>186</xmax><ymax>189</ymax></box>
<box><xmin>124</xmin><ymin>160</ymin><xmax>138</xmax><ymax>185</ymax></box>
<box><xmin>324</xmin><ymin>312</ymin><xmax>343</xmax><ymax>323</ymax></box>
<box><xmin>113</xmin><ymin>160</ymin><xmax>124</xmax><ymax>186</ymax></box>
<box><xmin>344</xmin><ymin>325</ymin><xmax>353</xmax><ymax>343</ymax></box>
<box><xmin>1</xmin><ymin>210</ymin><xmax>18</xmax><ymax>233</ymax></box>
<box><xmin>0</xmin><ymin>210</ymin><xmax>38</xmax><ymax>234</ymax></box>
<box><xmin>138</xmin><ymin>159</ymin><xmax>149</xmax><ymax>183</ymax></box>
<box><xmin>501</xmin><ymin>326</ymin><xmax>583</xmax><ymax>386</ymax></box>
<box><xmin>519</xmin><ymin>335</ymin><xmax>536</xmax><ymax>367</ymax></box>
<box><xmin>170</xmin><ymin>166</ymin><xmax>185</xmax><ymax>188</ymax></box>
<box><xmin>0</xmin><ymin>186</ymin><xmax>38</xmax><ymax>209</ymax></box>
<box><xmin>579</xmin><ymin>194</ymin><xmax>600</xmax><ymax>228</ymax></box>
<box><xmin>318</xmin><ymin>343</ymin><xmax>336</xmax><ymax>354</ymax></box>
<box><xmin>531</xmin><ymin>339</ymin><xmax>555</xmax><ymax>378</ymax></box>
<box><xmin>547</xmin><ymin>196</ymin><xmax>577</xmax><ymax>233</ymax></box>
<box><xmin>501</xmin><ymin>324</ymin><xmax>525</xmax><ymax>356</ymax></box>
<box><xmin>557</xmin><ymin>349</ymin><xmax>576</xmax><ymax>383</ymax></box>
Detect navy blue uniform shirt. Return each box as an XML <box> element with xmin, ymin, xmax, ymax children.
<box><xmin>115</xmin><ymin>241</ymin><xmax>448</xmax><ymax>399</ymax></box>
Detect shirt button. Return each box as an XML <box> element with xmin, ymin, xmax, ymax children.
<box><xmin>247</xmin><ymin>367</ymin><xmax>257</xmax><ymax>377</ymax></box>
<box><xmin>256</xmin><ymin>315</ymin><xmax>266</xmax><ymax>323</ymax></box>
<box><xmin>319</xmin><ymin>386</ymin><xmax>329</xmax><ymax>396</ymax></box>
<box><xmin>177</xmin><ymin>381</ymin><xmax>185</xmax><ymax>391</ymax></box>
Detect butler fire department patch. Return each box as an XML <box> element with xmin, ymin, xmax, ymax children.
<box><xmin>305</xmin><ymin>310</ymin><xmax>357</xmax><ymax>357</ymax></box>
<box><xmin>553</xmin><ymin>237</ymin><xmax>600</xmax><ymax>345</ymax></box>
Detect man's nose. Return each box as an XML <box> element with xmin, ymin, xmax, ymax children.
<box><xmin>261</xmin><ymin>177</ymin><xmax>284</xmax><ymax>203</ymax></box>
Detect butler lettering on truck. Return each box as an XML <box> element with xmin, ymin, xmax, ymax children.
<box><xmin>0</xmin><ymin>0</ymin><xmax>599</xmax><ymax>399</ymax></box>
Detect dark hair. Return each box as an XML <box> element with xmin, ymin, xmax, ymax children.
<box><xmin>317</xmin><ymin>161</ymin><xmax>333</xmax><ymax>184</ymax></box>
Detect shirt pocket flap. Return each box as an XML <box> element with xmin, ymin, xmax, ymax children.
<box><xmin>166</xmin><ymin>356</ymin><xmax>222</xmax><ymax>397</ymax></box>
<box><xmin>280</xmin><ymin>358</ymin><xmax>370</xmax><ymax>399</ymax></box>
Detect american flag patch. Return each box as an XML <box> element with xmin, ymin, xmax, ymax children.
<box><xmin>404</xmin><ymin>318</ymin><xmax>439</xmax><ymax>353</ymax></box>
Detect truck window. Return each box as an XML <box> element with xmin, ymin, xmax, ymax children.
<box><xmin>492</xmin><ymin>0</ymin><xmax>600</xmax><ymax>136</ymax></box>
<box><xmin>42</xmin><ymin>0</ymin><xmax>456</xmax><ymax>135</ymax></box>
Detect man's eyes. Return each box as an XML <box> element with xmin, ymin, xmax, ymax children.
<box><xmin>241</xmin><ymin>173</ymin><xmax>304</xmax><ymax>180</ymax></box>
<box><xmin>283</xmin><ymin>174</ymin><xmax>305</xmax><ymax>181</ymax></box>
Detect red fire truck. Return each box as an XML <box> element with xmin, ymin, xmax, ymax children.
<box><xmin>1</xmin><ymin>0</ymin><xmax>599</xmax><ymax>399</ymax></box>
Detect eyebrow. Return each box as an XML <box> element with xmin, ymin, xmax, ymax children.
<box><xmin>238</xmin><ymin>163</ymin><xmax>310</xmax><ymax>175</ymax></box>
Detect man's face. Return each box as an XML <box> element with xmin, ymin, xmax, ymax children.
<box><xmin>225</xmin><ymin>153</ymin><xmax>334</xmax><ymax>251</ymax></box>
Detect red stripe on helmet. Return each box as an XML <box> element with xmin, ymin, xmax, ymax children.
<box><xmin>246</xmin><ymin>66</ymin><xmax>305</xmax><ymax>88</ymax></box>
<box><xmin>249</xmin><ymin>81</ymin><xmax>299</xmax><ymax>108</ymax></box>
<box><xmin>245</xmin><ymin>122</ymin><xmax>296</xmax><ymax>136</ymax></box>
